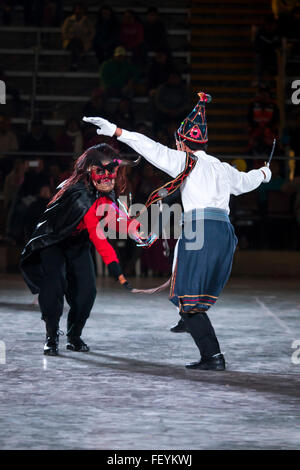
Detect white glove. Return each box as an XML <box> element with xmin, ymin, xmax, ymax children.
<box><xmin>82</xmin><ymin>116</ymin><xmax>117</xmax><ymax>137</ymax></box>
<box><xmin>260</xmin><ymin>166</ymin><xmax>272</xmax><ymax>183</ymax></box>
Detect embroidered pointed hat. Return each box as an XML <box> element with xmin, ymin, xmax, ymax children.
<box><xmin>177</xmin><ymin>91</ymin><xmax>212</xmax><ymax>143</ymax></box>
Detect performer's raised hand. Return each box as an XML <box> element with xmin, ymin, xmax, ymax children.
<box><xmin>260</xmin><ymin>165</ymin><xmax>272</xmax><ymax>183</ymax></box>
<box><xmin>82</xmin><ymin>116</ymin><xmax>117</xmax><ymax>137</ymax></box>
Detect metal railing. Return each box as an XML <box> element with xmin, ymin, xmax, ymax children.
<box><xmin>3</xmin><ymin>150</ymin><xmax>300</xmax><ymax>163</ymax></box>
<box><xmin>277</xmin><ymin>39</ymin><xmax>287</xmax><ymax>140</ymax></box>
<box><xmin>1</xmin><ymin>25</ymin><xmax>190</xmax><ymax>128</ymax></box>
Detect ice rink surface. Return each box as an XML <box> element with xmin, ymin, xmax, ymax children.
<box><xmin>0</xmin><ymin>275</ymin><xmax>300</xmax><ymax>450</ymax></box>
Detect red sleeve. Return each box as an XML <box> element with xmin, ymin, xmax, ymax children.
<box><xmin>82</xmin><ymin>201</ymin><xmax>119</xmax><ymax>265</ymax></box>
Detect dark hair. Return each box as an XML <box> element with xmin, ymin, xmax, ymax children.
<box><xmin>147</xmin><ymin>7</ymin><xmax>158</xmax><ymax>14</ymax></box>
<box><xmin>64</xmin><ymin>117</ymin><xmax>81</xmax><ymax>130</ymax></box>
<box><xmin>97</xmin><ymin>4</ymin><xmax>117</xmax><ymax>25</ymax></box>
<box><xmin>184</xmin><ymin>139</ymin><xmax>208</xmax><ymax>152</ymax></box>
<box><xmin>74</xmin><ymin>2</ymin><xmax>87</xmax><ymax>14</ymax></box>
<box><xmin>123</xmin><ymin>9</ymin><xmax>140</xmax><ymax>22</ymax></box>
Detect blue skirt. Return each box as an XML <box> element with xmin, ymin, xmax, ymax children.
<box><xmin>169</xmin><ymin>208</ymin><xmax>238</xmax><ymax>313</ymax></box>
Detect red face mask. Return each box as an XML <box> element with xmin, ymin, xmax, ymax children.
<box><xmin>90</xmin><ymin>161</ymin><xmax>119</xmax><ymax>183</ymax></box>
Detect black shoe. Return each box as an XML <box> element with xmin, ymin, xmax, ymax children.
<box><xmin>43</xmin><ymin>329</ymin><xmax>63</xmax><ymax>356</ymax></box>
<box><xmin>66</xmin><ymin>337</ymin><xmax>89</xmax><ymax>352</ymax></box>
<box><xmin>44</xmin><ymin>335</ymin><xmax>58</xmax><ymax>356</ymax></box>
<box><xmin>185</xmin><ymin>353</ymin><xmax>226</xmax><ymax>370</ymax></box>
<box><xmin>170</xmin><ymin>318</ymin><xmax>189</xmax><ymax>333</ymax></box>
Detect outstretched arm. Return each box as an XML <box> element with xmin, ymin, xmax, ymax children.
<box><xmin>83</xmin><ymin>116</ymin><xmax>186</xmax><ymax>178</ymax></box>
<box><xmin>223</xmin><ymin>162</ymin><xmax>272</xmax><ymax>196</ymax></box>
<box><xmin>117</xmin><ymin>128</ymin><xmax>186</xmax><ymax>178</ymax></box>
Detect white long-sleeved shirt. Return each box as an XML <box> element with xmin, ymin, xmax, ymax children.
<box><xmin>118</xmin><ymin>130</ymin><xmax>266</xmax><ymax>214</ymax></box>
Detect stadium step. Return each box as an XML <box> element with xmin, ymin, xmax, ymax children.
<box><xmin>190</xmin><ymin>0</ymin><xmax>272</xmax><ymax>155</ymax></box>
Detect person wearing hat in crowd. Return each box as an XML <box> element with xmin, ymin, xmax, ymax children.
<box><xmin>83</xmin><ymin>91</ymin><xmax>272</xmax><ymax>371</ymax></box>
<box><xmin>247</xmin><ymin>84</ymin><xmax>279</xmax><ymax>163</ymax></box>
<box><xmin>99</xmin><ymin>46</ymin><xmax>140</xmax><ymax>98</ymax></box>
<box><xmin>93</xmin><ymin>5</ymin><xmax>120</xmax><ymax>66</ymax></box>
<box><xmin>20</xmin><ymin>143</ymin><xmax>147</xmax><ymax>356</ymax></box>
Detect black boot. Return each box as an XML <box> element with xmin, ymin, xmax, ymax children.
<box><xmin>186</xmin><ymin>353</ymin><xmax>226</xmax><ymax>371</ymax></box>
<box><xmin>66</xmin><ymin>337</ymin><xmax>89</xmax><ymax>352</ymax></box>
<box><xmin>44</xmin><ymin>328</ymin><xmax>61</xmax><ymax>356</ymax></box>
<box><xmin>170</xmin><ymin>318</ymin><xmax>189</xmax><ymax>333</ymax></box>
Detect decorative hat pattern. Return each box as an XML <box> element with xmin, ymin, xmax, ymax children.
<box><xmin>177</xmin><ymin>91</ymin><xmax>212</xmax><ymax>144</ymax></box>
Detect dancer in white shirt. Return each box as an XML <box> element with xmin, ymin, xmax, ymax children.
<box><xmin>83</xmin><ymin>91</ymin><xmax>271</xmax><ymax>370</ymax></box>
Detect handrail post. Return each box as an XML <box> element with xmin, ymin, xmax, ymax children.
<box><xmin>276</xmin><ymin>38</ymin><xmax>286</xmax><ymax>139</ymax></box>
<box><xmin>30</xmin><ymin>29</ymin><xmax>41</xmax><ymax>130</ymax></box>
<box><xmin>276</xmin><ymin>38</ymin><xmax>288</xmax><ymax>178</ymax></box>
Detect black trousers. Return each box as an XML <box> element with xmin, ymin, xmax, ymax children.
<box><xmin>38</xmin><ymin>234</ymin><xmax>97</xmax><ymax>338</ymax></box>
<box><xmin>181</xmin><ymin>311</ymin><xmax>221</xmax><ymax>359</ymax></box>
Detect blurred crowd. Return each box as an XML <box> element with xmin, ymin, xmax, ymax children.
<box><xmin>0</xmin><ymin>0</ymin><xmax>300</xmax><ymax>265</ymax></box>
<box><xmin>236</xmin><ymin>1</ymin><xmax>300</xmax><ymax>248</ymax></box>
<box><xmin>0</xmin><ymin>2</ymin><xmax>191</xmax><ymax>273</ymax></box>
<box><xmin>0</xmin><ymin>109</ymin><xmax>173</xmax><ymax>262</ymax></box>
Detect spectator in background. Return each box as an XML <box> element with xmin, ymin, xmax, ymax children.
<box><xmin>252</xmin><ymin>15</ymin><xmax>281</xmax><ymax>86</ymax></box>
<box><xmin>24</xmin><ymin>185</ymin><xmax>51</xmax><ymax>241</ymax></box>
<box><xmin>56</xmin><ymin>117</ymin><xmax>83</xmax><ymax>159</ymax></box>
<box><xmin>135</xmin><ymin>163</ymin><xmax>163</xmax><ymax>204</ymax></box>
<box><xmin>0</xmin><ymin>0</ymin><xmax>13</xmax><ymax>25</ymax></box>
<box><xmin>43</xmin><ymin>0</ymin><xmax>62</xmax><ymax>27</ymax></box>
<box><xmin>82</xmin><ymin>88</ymin><xmax>110</xmax><ymax>121</ymax></box>
<box><xmin>93</xmin><ymin>5</ymin><xmax>119</xmax><ymax>65</ymax></box>
<box><xmin>48</xmin><ymin>164</ymin><xmax>61</xmax><ymax>192</ymax></box>
<box><xmin>258</xmin><ymin>160</ymin><xmax>285</xmax><ymax>211</ymax></box>
<box><xmin>112</xmin><ymin>98</ymin><xmax>135</xmax><ymax>131</ymax></box>
<box><xmin>21</xmin><ymin>119</ymin><xmax>54</xmax><ymax>154</ymax></box>
<box><xmin>0</xmin><ymin>115</ymin><xmax>19</xmax><ymax>185</ymax></box>
<box><xmin>231</xmin><ymin>158</ymin><xmax>247</xmax><ymax>172</ymax></box>
<box><xmin>4</xmin><ymin>1</ymin><xmax>61</xmax><ymax>27</ymax></box>
<box><xmin>147</xmin><ymin>50</ymin><xmax>173</xmax><ymax>96</ymax></box>
<box><xmin>7</xmin><ymin>159</ymin><xmax>50</xmax><ymax>243</ymax></box>
<box><xmin>1</xmin><ymin>158</ymin><xmax>25</xmax><ymax>239</ymax></box>
<box><xmin>23</xmin><ymin>0</ymin><xmax>42</xmax><ymax>26</ymax></box>
<box><xmin>99</xmin><ymin>46</ymin><xmax>140</xmax><ymax>98</ymax></box>
<box><xmin>282</xmin><ymin>175</ymin><xmax>300</xmax><ymax>228</ymax></box>
<box><xmin>21</xmin><ymin>0</ymin><xmax>62</xmax><ymax>27</ymax></box>
<box><xmin>84</xmin><ymin>133</ymin><xmax>120</xmax><ymax>155</ymax></box>
<box><xmin>82</xmin><ymin>88</ymin><xmax>112</xmax><ymax>151</ymax></box>
<box><xmin>120</xmin><ymin>10</ymin><xmax>145</xmax><ymax>67</ymax></box>
<box><xmin>271</xmin><ymin>0</ymin><xmax>299</xmax><ymax>38</ymax></box>
<box><xmin>144</xmin><ymin>7</ymin><xmax>169</xmax><ymax>54</ymax></box>
<box><xmin>166</xmin><ymin>120</ymin><xmax>179</xmax><ymax>149</ymax></box>
<box><xmin>247</xmin><ymin>85</ymin><xmax>279</xmax><ymax>162</ymax></box>
<box><xmin>0</xmin><ymin>114</ymin><xmax>18</xmax><ymax>158</ymax></box>
<box><xmin>286</xmin><ymin>110</ymin><xmax>300</xmax><ymax>157</ymax></box>
<box><xmin>3</xmin><ymin>158</ymin><xmax>24</xmax><ymax>214</ymax></box>
<box><xmin>17</xmin><ymin>159</ymin><xmax>50</xmax><ymax>198</ymax></box>
<box><xmin>152</xmin><ymin>71</ymin><xmax>189</xmax><ymax>135</ymax></box>
<box><xmin>58</xmin><ymin>162</ymin><xmax>73</xmax><ymax>183</ymax></box>
<box><xmin>61</xmin><ymin>2</ymin><xmax>94</xmax><ymax>70</ymax></box>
